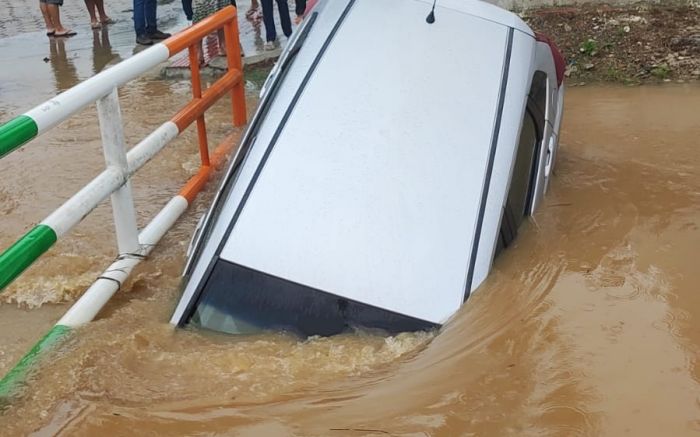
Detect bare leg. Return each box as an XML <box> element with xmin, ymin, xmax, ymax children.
<box><xmin>94</xmin><ymin>0</ymin><xmax>112</xmax><ymax>23</ymax></box>
<box><xmin>47</xmin><ymin>4</ymin><xmax>67</xmax><ymax>33</ymax></box>
<box><xmin>40</xmin><ymin>2</ymin><xmax>55</xmax><ymax>33</ymax></box>
<box><xmin>84</xmin><ymin>0</ymin><xmax>99</xmax><ymax>28</ymax></box>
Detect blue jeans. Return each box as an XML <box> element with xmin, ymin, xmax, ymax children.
<box><xmin>261</xmin><ymin>0</ymin><xmax>292</xmax><ymax>42</ymax></box>
<box><xmin>134</xmin><ymin>0</ymin><xmax>157</xmax><ymax>36</ymax></box>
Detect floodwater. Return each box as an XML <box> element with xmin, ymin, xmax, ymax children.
<box><xmin>1</xmin><ymin>19</ymin><xmax>700</xmax><ymax>434</ymax></box>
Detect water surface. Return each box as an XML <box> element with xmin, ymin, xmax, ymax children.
<box><xmin>0</xmin><ymin>81</ymin><xmax>699</xmax><ymax>435</ymax></box>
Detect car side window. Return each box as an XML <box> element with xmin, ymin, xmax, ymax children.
<box><xmin>529</xmin><ymin>71</ymin><xmax>548</xmax><ymax>116</ymax></box>
<box><xmin>494</xmin><ymin>72</ymin><xmax>547</xmax><ymax>259</ymax></box>
<box><xmin>507</xmin><ymin>112</ymin><xmax>539</xmax><ymax>224</ymax></box>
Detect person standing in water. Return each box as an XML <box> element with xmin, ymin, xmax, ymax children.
<box><xmin>133</xmin><ymin>0</ymin><xmax>171</xmax><ymax>46</ymax></box>
<box><xmin>84</xmin><ymin>0</ymin><xmax>114</xmax><ymax>29</ymax></box>
<box><xmin>39</xmin><ymin>0</ymin><xmax>76</xmax><ymax>37</ymax></box>
<box><xmin>260</xmin><ymin>0</ymin><xmax>292</xmax><ymax>50</ymax></box>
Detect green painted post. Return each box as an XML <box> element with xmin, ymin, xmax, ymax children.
<box><xmin>0</xmin><ymin>225</ymin><xmax>57</xmax><ymax>293</ymax></box>
<box><xmin>0</xmin><ymin>116</ymin><xmax>38</xmax><ymax>159</ymax></box>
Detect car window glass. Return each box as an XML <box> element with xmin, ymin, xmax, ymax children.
<box><xmin>507</xmin><ymin>112</ymin><xmax>538</xmax><ymax>225</ymax></box>
<box><xmin>494</xmin><ymin>72</ymin><xmax>546</xmax><ymax>259</ymax></box>
<box><xmin>529</xmin><ymin>71</ymin><xmax>548</xmax><ymax>115</ymax></box>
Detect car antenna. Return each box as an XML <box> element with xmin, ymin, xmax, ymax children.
<box><xmin>426</xmin><ymin>0</ymin><xmax>437</xmax><ymax>24</ymax></box>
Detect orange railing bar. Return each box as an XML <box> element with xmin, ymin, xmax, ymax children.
<box><xmin>162</xmin><ymin>5</ymin><xmax>247</xmax><ymax>202</ymax></box>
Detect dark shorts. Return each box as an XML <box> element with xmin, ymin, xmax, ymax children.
<box><xmin>40</xmin><ymin>0</ymin><xmax>64</xmax><ymax>5</ymax></box>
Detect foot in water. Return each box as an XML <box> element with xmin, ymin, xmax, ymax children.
<box><xmin>54</xmin><ymin>29</ymin><xmax>77</xmax><ymax>37</ymax></box>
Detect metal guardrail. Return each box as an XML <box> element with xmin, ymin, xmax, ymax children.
<box><xmin>0</xmin><ymin>6</ymin><xmax>247</xmax><ymax>399</ymax></box>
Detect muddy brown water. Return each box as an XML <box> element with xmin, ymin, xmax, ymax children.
<box><xmin>0</xmin><ymin>82</ymin><xmax>699</xmax><ymax>436</ymax></box>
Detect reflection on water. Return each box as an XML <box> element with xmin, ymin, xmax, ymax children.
<box><xmin>49</xmin><ymin>38</ymin><xmax>79</xmax><ymax>92</ymax></box>
<box><xmin>91</xmin><ymin>28</ymin><xmax>121</xmax><ymax>75</ymax></box>
<box><xmin>0</xmin><ymin>84</ymin><xmax>699</xmax><ymax>436</ymax></box>
<box><xmin>0</xmin><ymin>0</ymin><xmax>274</xmax><ymax>109</ymax></box>
<box><xmin>47</xmin><ymin>26</ymin><xmax>122</xmax><ymax>91</ymax></box>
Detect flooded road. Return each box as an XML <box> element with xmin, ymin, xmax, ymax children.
<box><xmin>1</xmin><ymin>49</ymin><xmax>700</xmax><ymax>436</ymax></box>
<box><xmin>0</xmin><ymin>0</ymin><xmax>290</xmax><ymax>111</ymax></box>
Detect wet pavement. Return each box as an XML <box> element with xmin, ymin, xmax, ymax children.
<box><xmin>0</xmin><ymin>0</ymin><xmax>290</xmax><ymax>113</ymax></box>
<box><xmin>1</xmin><ymin>2</ymin><xmax>700</xmax><ymax>435</ymax></box>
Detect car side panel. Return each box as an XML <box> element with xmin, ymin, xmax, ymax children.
<box><xmin>468</xmin><ymin>30</ymin><xmax>536</xmax><ymax>296</ymax></box>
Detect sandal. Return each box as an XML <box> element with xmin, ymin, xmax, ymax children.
<box><xmin>101</xmin><ymin>17</ymin><xmax>116</xmax><ymax>25</ymax></box>
<box><xmin>46</xmin><ymin>30</ymin><xmax>56</xmax><ymax>36</ymax></box>
<box><xmin>54</xmin><ymin>30</ymin><xmax>77</xmax><ymax>37</ymax></box>
<box><xmin>245</xmin><ymin>7</ymin><xmax>258</xmax><ymax>19</ymax></box>
<box><xmin>91</xmin><ymin>21</ymin><xmax>101</xmax><ymax>29</ymax></box>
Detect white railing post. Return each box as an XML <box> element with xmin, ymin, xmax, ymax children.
<box><xmin>96</xmin><ymin>88</ymin><xmax>140</xmax><ymax>255</ymax></box>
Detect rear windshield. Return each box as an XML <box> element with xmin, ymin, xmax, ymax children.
<box><xmin>188</xmin><ymin>259</ymin><xmax>436</xmax><ymax>337</ymax></box>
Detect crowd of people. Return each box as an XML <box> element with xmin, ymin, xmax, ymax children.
<box><xmin>39</xmin><ymin>0</ymin><xmax>316</xmax><ymax>48</ymax></box>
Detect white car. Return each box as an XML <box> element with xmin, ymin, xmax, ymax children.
<box><xmin>171</xmin><ymin>0</ymin><xmax>565</xmax><ymax>336</ymax></box>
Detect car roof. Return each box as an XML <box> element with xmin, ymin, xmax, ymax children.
<box><xmin>218</xmin><ymin>0</ymin><xmax>524</xmax><ymax>324</ymax></box>
<box><xmin>172</xmin><ymin>0</ymin><xmax>542</xmax><ymax>328</ymax></box>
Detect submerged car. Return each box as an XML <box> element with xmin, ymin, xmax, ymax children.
<box><xmin>170</xmin><ymin>0</ymin><xmax>565</xmax><ymax>336</ymax></box>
